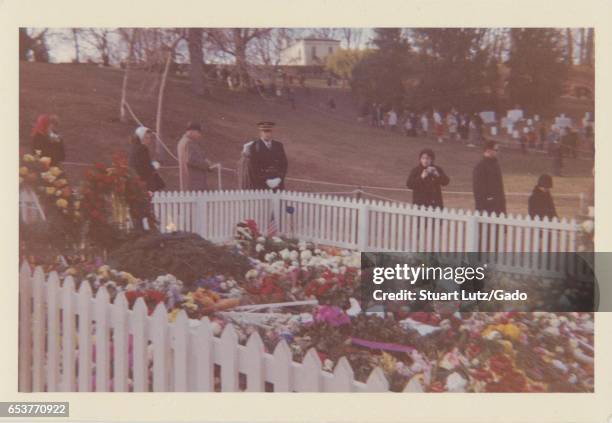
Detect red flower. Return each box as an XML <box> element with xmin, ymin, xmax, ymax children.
<box><xmin>489</xmin><ymin>353</ymin><xmax>514</xmax><ymax>376</ymax></box>
<box><xmin>428</xmin><ymin>381</ymin><xmax>445</xmax><ymax>392</ymax></box>
<box><xmin>486</xmin><ymin>371</ymin><xmax>527</xmax><ymax>392</ymax></box>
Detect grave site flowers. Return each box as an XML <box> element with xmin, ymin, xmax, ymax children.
<box><xmin>40</xmin><ymin>218</ymin><xmax>594</xmax><ymax>393</ymax></box>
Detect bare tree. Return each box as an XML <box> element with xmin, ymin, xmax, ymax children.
<box><xmin>82</xmin><ymin>28</ymin><xmax>114</xmax><ymax>66</ymax></box>
<box><xmin>71</xmin><ymin>29</ymin><xmax>81</xmax><ymax>63</ymax></box>
<box><xmin>205</xmin><ymin>28</ymin><xmax>272</xmax><ymax>88</ymax></box>
<box><xmin>20</xmin><ymin>28</ymin><xmax>50</xmax><ymax>62</ymax></box>
<box><xmin>187</xmin><ymin>28</ymin><xmax>205</xmax><ymax>96</ymax></box>
<box><xmin>117</xmin><ymin>28</ymin><xmax>139</xmax><ymax>122</ymax></box>
<box><xmin>339</xmin><ymin>28</ymin><xmax>364</xmax><ymax>49</ymax></box>
<box><xmin>585</xmin><ymin>28</ymin><xmax>594</xmax><ymax>66</ymax></box>
<box><xmin>307</xmin><ymin>28</ymin><xmax>339</xmax><ymax>40</ymax></box>
<box><xmin>565</xmin><ymin>28</ymin><xmax>574</xmax><ymax>65</ymax></box>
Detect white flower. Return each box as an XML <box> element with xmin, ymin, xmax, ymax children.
<box><xmin>245</xmin><ymin>269</ymin><xmax>259</xmax><ymax>280</ymax></box>
<box><xmin>581</xmin><ymin>219</ymin><xmax>594</xmax><ymax>234</ymax></box>
<box><xmin>323</xmin><ymin>359</ymin><xmax>334</xmax><ymax>372</ymax></box>
<box><xmin>279</xmin><ymin>248</ymin><xmax>291</xmax><ymax>260</ymax></box>
<box><xmin>446</xmin><ymin>372</ymin><xmax>467</xmax><ymax>392</ymax></box>
<box><xmin>255</xmin><ymin>243</ymin><xmax>265</xmax><ymax>252</ymax></box>
<box><xmin>300</xmin><ymin>250</ymin><xmax>312</xmax><ymax>260</ymax></box>
<box><xmin>289</xmin><ymin>250</ymin><xmax>299</xmax><ymax>261</ymax></box>
<box><xmin>257</xmin><ymin>236</ymin><xmax>266</xmax><ymax>243</ymax></box>
<box><xmin>272</xmin><ymin>236</ymin><xmax>283</xmax><ymax>243</ymax></box>
<box><xmin>587</xmin><ymin>206</ymin><xmax>594</xmax><ymax>218</ymax></box>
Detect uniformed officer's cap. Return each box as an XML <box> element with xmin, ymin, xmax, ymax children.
<box><xmin>257</xmin><ymin>121</ymin><xmax>276</xmax><ymax>130</ymax></box>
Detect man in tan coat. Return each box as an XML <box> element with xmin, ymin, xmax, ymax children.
<box><xmin>177</xmin><ymin>122</ymin><xmax>212</xmax><ymax>191</ymax></box>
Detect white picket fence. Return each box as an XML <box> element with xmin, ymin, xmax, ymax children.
<box><xmin>152</xmin><ymin>190</ymin><xmax>582</xmax><ymax>276</ymax></box>
<box><xmin>19</xmin><ymin>263</ymin><xmax>392</xmax><ymax>393</ymax></box>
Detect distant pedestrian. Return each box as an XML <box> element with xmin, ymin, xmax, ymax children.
<box><xmin>446</xmin><ymin>112</ymin><xmax>458</xmax><ymax>142</ymax></box>
<box><xmin>528</xmin><ymin>174</ymin><xmax>557</xmax><ymax>220</ymax></box>
<box><xmin>327</xmin><ymin>97</ymin><xmax>336</xmax><ymax>111</ymax></box>
<box><xmin>420</xmin><ymin>113</ymin><xmax>429</xmax><ymax>137</ymax></box>
<box><xmin>387</xmin><ymin>109</ymin><xmax>398</xmax><ymax>131</ymax></box>
<box><xmin>287</xmin><ymin>88</ymin><xmax>296</xmax><ymax>109</ymax></box>
<box><xmin>406</xmin><ymin>148</ymin><xmax>450</xmax><ymax>209</ymax></box>
<box><xmin>551</xmin><ymin>141</ymin><xmax>564</xmax><ymax>176</ymax></box>
<box><xmin>433</xmin><ymin>109</ymin><xmax>444</xmax><ymax>143</ymax></box>
<box><xmin>473</xmin><ymin>140</ymin><xmax>506</xmax><ymax>215</ymax></box>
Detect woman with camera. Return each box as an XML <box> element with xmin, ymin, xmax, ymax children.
<box><xmin>406</xmin><ymin>148</ymin><xmax>450</xmax><ymax>209</ymax></box>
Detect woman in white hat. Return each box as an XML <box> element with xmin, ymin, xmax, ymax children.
<box><xmin>128</xmin><ymin>126</ymin><xmax>165</xmax><ymax>192</ymax></box>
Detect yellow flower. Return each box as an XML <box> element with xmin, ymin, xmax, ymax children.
<box><xmin>54</xmin><ymin>178</ymin><xmax>67</xmax><ymax>188</ymax></box>
<box><xmin>74</xmin><ymin>211</ymin><xmax>81</xmax><ymax>219</ymax></box>
<box><xmin>19</xmin><ymin>167</ymin><xmax>29</xmax><ymax>176</ymax></box>
<box><xmin>41</xmin><ymin>172</ymin><xmax>56</xmax><ymax>183</ymax></box>
<box><xmin>49</xmin><ymin>166</ymin><xmax>62</xmax><ymax>177</ymax></box>
<box><xmin>168</xmin><ymin>309</ymin><xmax>180</xmax><ymax>322</ymax></box>
<box><xmin>23</xmin><ymin>154</ymin><xmax>35</xmax><ymax>162</ymax></box>
<box><xmin>46</xmin><ymin>187</ymin><xmax>56</xmax><ymax>195</ymax></box>
<box><xmin>380</xmin><ymin>352</ymin><xmax>397</xmax><ymax>375</ymax></box>
<box><xmin>74</xmin><ymin>201</ymin><xmax>80</xmax><ymax>209</ymax></box>
<box><xmin>56</xmin><ymin>198</ymin><xmax>68</xmax><ymax>208</ymax></box>
<box><xmin>39</xmin><ymin>157</ymin><xmax>51</xmax><ymax>167</ymax></box>
<box><xmin>55</xmin><ymin>190</ymin><xmax>62</xmax><ymax>196</ymax></box>
<box><xmin>66</xmin><ymin>267</ymin><xmax>77</xmax><ymax>276</ymax></box>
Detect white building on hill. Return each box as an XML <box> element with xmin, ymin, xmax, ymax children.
<box><xmin>280</xmin><ymin>38</ymin><xmax>341</xmax><ymax>66</ymax></box>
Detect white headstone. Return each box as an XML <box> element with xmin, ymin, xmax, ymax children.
<box><xmin>491</xmin><ymin>126</ymin><xmax>498</xmax><ymax>136</ymax></box>
<box><xmin>512</xmin><ymin>129</ymin><xmax>520</xmax><ymax>139</ymax></box>
<box><xmin>534</xmin><ymin>115</ymin><xmax>540</xmax><ymax>122</ymax></box>
<box><xmin>507</xmin><ymin>109</ymin><xmax>524</xmax><ymax>123</ymax></box>
<box><xmin>479</xmin><ymin>111</ymin><xmax>496</xmax><ymax>124</ymax></box>
<box><xmin>527</xmin><ymin>118</ymin><xmax>533</xmax><ymax>126</ymax></box>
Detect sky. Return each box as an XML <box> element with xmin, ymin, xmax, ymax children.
<box><xmin>39</xmin><ymin>28</ymin><xmax>375</xmax><ymax>64</ymax></box>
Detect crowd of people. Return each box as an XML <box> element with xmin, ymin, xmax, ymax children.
<box><xmin>28</xmin><ymin>112</ymin><xmax>565</xmax><ymax>221</ymax></box>
<box><xmin>362</xmin><ymin>104</ymin><xmax>487</xmax><ymax>146</ymax></box>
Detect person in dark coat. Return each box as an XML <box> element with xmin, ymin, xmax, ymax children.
<box><xmin>473</xmin><ymin>140</ymin><xmax>506</xmax><ymax>215</ymax></box>
<box><xmin>31</xmin><ymin>114</ymin><xmax>66</xmax><ymax>165</ymax></box>
<box><xmin>129</xmin><ymin>126</ymin><xmax>165</xmax><ymax>192</ymax></box>
<box><xmin>247</xmin><ymin>121</ymin><xmax>288</xmax><ymax>190</ymax></box>
<box><xmin>406</xmin><ymin>149</ymin><xmax>450</xmax><ymax>209</ymax></box>
<box><xmin>528</xmin><ymin>174</ymin><xmax>557</xmax><ymax>220</ymax></box>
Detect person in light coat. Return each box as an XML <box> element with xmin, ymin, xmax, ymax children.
<box><xmin>177</xmin><ymin>122</ymin><xmax>212</xmax><ymax>191</ymax></box>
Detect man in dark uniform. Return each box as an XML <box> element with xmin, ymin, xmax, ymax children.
<box><xmin>473</xmin><ymin>140</ymin><xmax>506</xmax><ymax>216</ymax></box>
<box><xmin>247</xmin><ymin>121</ymin><xmax>288</xmax><ymax>190</ymax></box>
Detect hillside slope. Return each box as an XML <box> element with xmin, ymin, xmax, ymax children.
<box><xmin>19</xmin><ymin>62</ymin><xmax>593</xmax><ymax>217</ymax></box>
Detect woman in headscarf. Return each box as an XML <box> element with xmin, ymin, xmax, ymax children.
<box><xmin>528</xmin><ymin>174</ymin><xmax>557</xmax><ymax>220</ymax></box>
<box><xmin>406</xmin><ymin>148</ymin><xmax>450</xmax><ymax>209</ymax></box>
<box><xmin>31</xmin><ymin>114</ymin><xmax>65</xmax><ymax>165</ymax></box>
<box><xmin>128</xmin><ymin>126</ymin><xmax>165</xmax><ymax>192</ymax></box>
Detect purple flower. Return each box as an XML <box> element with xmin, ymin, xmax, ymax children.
<box><xmin>314</xmin><ymin>306</ymin><xmax>351</xmax><ymax>327</ymax></box>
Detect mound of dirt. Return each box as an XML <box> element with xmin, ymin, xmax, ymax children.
<box><xmin>108</xmin><ymin>231</ymin><xmax>252</xmax><ymax>286</ymax></box>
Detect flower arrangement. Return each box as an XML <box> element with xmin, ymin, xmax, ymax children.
<box><xmin>20</xmin><ymin>151</ymin><xmax>81</xmax><ymax>223</ymax></box>
<box><xmin>80</xmin><ymin>151</ymin><xmax>157</xmax><ymax>248</ymax></box>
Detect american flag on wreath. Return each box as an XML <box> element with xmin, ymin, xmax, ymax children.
<box><xmin>267</xmin><ymin>210</ymin><xmax>278</xmax><ymax>237</ymax></box>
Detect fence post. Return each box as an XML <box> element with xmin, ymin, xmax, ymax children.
<box><xmin>272</xmin><ymin>190</ymin><xmax>282</xmax><ymax>234</ymax></box>
<box><xmin>465</xmin><ymin>212</ymin><xmax>479</xmax><ymax>253</ymax></box>
<box><xmin>357</xmin><ymin>201</ymin><xmax>369</xmax><ymax>251</ymax></box>
<box><xmin>196</xmin><ymin>196</ymin><xmax>207</xmax><ymax>238</ymax></box>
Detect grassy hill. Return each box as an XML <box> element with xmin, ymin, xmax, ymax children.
<box><xmin>19</xmin><ymin>62</ymin><xmax>594</xmax><ymax>218</ymax></box>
